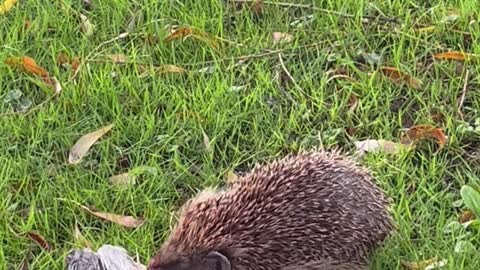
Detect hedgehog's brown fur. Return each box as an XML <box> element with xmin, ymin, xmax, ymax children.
<box><xmin>148</xmin><ymin>150</ymin><xmax>394</xmax><ymax>270</ymax></box>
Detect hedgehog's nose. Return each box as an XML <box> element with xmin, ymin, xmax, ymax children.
<box><xmin>147</xmin><ymin>256</ymin><xmax>161</xmax><ymax>270</ymax></box>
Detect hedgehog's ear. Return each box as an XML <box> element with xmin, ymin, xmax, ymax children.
<box><xmin>205</xmin><ymin>251</ymin><xmax>231</xmax><ymax>270</ymax></box>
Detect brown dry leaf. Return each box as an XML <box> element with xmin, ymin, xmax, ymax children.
<box><xmin>26</xmin><ymin>231</ymin><xmax>52</xmax><ymax>251</ymax></box>
<box><xmin>433</xmin><ymin>51</ymin><xmax>476</xmax><ymax>61</ymax></box>
<box><xmin>400</xmin><ymin>125</ymin><xmax>447</xmax><ymax>148</ymax></box>
<box><xmin>401</xmin><ymin>257</ymin><xmax>447</xmax><ymax>270</ymax></box>
<box><xmin>41</xmin><ymin>76</ymin><xmax>62</xmax><ymax>94</ymax></box>
<box><xmin>74</xmin><ymin>223</ymin><xmax>92</xmax><ymax>248</ymax></box>
<box><xmin>164</xmin><ymin>27</ymin><xmax>194</xmax><ymax>43</ymax></box>
<box><xmin>109</xmin><ymin>172</ymin><xmax>136</xmax><ymax>187</ymax></box>
<box><xmin>56</xmin><ymin>53</ymin><xmax>70</xmax><ymax>67</ymax></box>
<box><xmin>156</xmin><ymin>64</ymin><xmax>187</xmax><ymax>74</ymax></box>
<box><xmin>23</xmin><ymin>20</ymin><xmax>33</xmax><ymax>30</ymax></box>
<box><xmin>79</xmin><ymin>13</ymin><xmax>94</xmax><ymax>36</ymax></box>
<box><xmin>80</xmin><ymin>205</ymin><xmax>145</xmax><ymax>228</ymax></box>
<box><xmin>354</xmin><ymin>139</ymin><xmax>410</xmax><ymax>156</ymax></box>
<box><xmin>272</xmin><ymin>32</ymin><xmax>293</xmax><ymax>44</ymax></box>
<box><xmin>459</xmin><ymin>210</ymin><xmax>475</xmax><ymax>224</ymax></box>
<box><xmin>164</xmin><ymin>27</ymin><xmax>218</xmax><ymax>48</ymax></box>
<box><xmin>0</xmin><ymin>0</ymin><xmax>17</xmax><ymax>14</ymax></box>
<box><xmin>71</xmin><ymin>57</ymin><xmax>81</xmax><ymax>74</ymax></box>
<box><xmin>348</xmin><ymin>94</ymin><xmax>359</xmax><ymax>113</ymax></box>
<box><xmin>107</xmin><ymin>54</ymin><xmax>129</xmax><ymax>64</ymax></box>
<box><xmin>68</xmin><ymin>124</ymin><xmax>114</xmax><ymax>164</ymax></box>
<box><xmin>379</xmin><ymin>67</ymin><xmax>422</xmax><ymax>89</ymax></box>
<box><xmin>225</xmin><ymin>170</ymin><xmax>239</xmax><ymax>184</ymax></box>
<box><xmin>251</xmin><ymin>0</ymin><xmax>264</xmax><ymax>16</ymax></box>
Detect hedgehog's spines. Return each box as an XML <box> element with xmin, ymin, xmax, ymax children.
<box><xmin>148</xmin><ymin>149</ymin><xmax>394</xmax><ymax>270</ymax></box>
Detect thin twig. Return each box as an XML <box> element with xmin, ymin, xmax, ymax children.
<box><xmin>231</xmin><ymin>0</ymin><xmax>398</xmax><ymax>23</ymax></box>
<box><xmin>277</xmin><ymin>53</ymin><xmax>312</xmax><ymax>101</ymax></box>
<box><xmin>181</xmin><ymin>40</ymin><xmax>327</xmax><ymax>67</ymax></box>
<box><xmin>67</xmin><ymin>32</ymin><xmax>130</xmax><ymax>83</ymax></box>
<box><xmin>457</xmin><ymin>69</ymin><xmax>470</xmax><ymax>120</ymax></box>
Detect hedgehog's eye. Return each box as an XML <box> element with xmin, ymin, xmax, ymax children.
<box><xmin>204</xmin><ymin>251</ymin><xmax>231</xmax><ymax>270</ymax></box>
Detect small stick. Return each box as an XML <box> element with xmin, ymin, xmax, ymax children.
<box><xmin>181</xmin><ymin>40</ymin><xmax>327</xmax><ymax>67</ymax></box>
<box><xmin>68</xmin><ymin>32</ymin><xmax>130</xmax><ymax>83</ymax></box>
<box><xmin>277</xmin><ymin>53</ymin><xmax>313</xmax><ymax>101</ymax></box>
<box><xmin>231</xmin><ymin>0</ymin><xmax>398</xmax><ymax>23</ymax></box>
<box><xmin>457</xmin><ymin>69</ymin><xmax>470</xmax><ymax>120</ymax></box>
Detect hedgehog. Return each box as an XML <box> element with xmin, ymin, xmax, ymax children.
<box><xmin>147</xmin><ymin>150</ymin><xmax>394</xmax><ymax>270</ymax></box>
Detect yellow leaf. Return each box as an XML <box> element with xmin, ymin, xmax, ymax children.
<box><xmin>155</xmin><ymin>64</ymin><xmax>186</xmax><ymax>74</ymax></box>
<box><xmin>68</xmin><ymin>124</ymin><xmax>114</xmax><ymax>164</ymax></box>
<box><xmin>401</xmin><ymin>257</ymin><xmax>447</xmax><ymax>270</ymax></box>
<box><xmin>225</xmin><ymin>170</ymin><xmax>239</xmax><ymax>184</ymax></box>
<box><xmin>379</xmin><ymin>66</ymin><xmax>422</xmax><ymax>89</ymax></box>
<box><xmin>434</xmin><ymin>51</ymin><xmax>475</xmax><ymax>61</ymax></box>
<box><xmin>0</xmin><ymin>0</ymin><xmax>17</xmax><ymax>14</ymax></box>
<box><xmin>415</xmin><ymin>26</ymin><xmax>436</xmax><ymax>33</ymax></box>
<box><xmin>80</xmin><ymin>205</ymin><xmax>144</xmax><ymax>229</ymax></box>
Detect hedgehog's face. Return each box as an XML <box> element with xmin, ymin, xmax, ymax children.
<box><xmin>147</xmin><ymin>250</ymin><xmax>231</xmax><ymax>270</ymax></box>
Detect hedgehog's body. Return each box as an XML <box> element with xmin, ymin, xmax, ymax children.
<box><xmin>148</xmin><ymin>151</ymin><xmax>394</xmax><ymax>270</ymax></box>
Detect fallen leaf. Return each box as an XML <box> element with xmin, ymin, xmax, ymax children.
<box><xmin>203</xmin><ymin>131</ymin><xmax>212</xmax><ymax>152</ymax></box>
<box><xmin>164</xmin><ymin>26</ymin><xmax>218</xmax><ymax>48</ymax></box>
<box><xmin>459</xmin><ymin>210</ymin><xmax>475</xmax><ymax>224</ymax></box>
<box><xmin>23</xmin><ymin>20</ymin><xmax>32</xmax><ymax>30</ymax></box>
<box><xmin>68</xmin><ymin>124</ymin><xmax>114</xmax><ymax>164</ymax></box>
<box><xmin>415</xmin><ymin>25</ymin><xmax>436</xmax><ymax>33</ymax></box>
<box><xmin>71</xmin><ymin>57</ymin><xmax>81</xmax><ymax>74</ymax></box>
<box><xmin>441</xmin><ymin>10</ymin><xmax>460</xmax><ymax>23</ymax></box>
<box><xmin>400</xmin><ymin>125</ymin><xmax>447</xmax><ymax>148</ymax></box>
<box><xmin>41</xmin><ymin>76</ymin><xmax>62</xmax><ymax>94</ymax></box>
<box><xmin>79</xmin><ymin>13</ymin><xmax>94</xmax><ymax>36</ymax></box>
<box><xmin>0</xmin><ymin>0</ymin><xmax>17</xmax><ymax>14</ymax></box>
<box><xmin>109</xmin><ymin>173</ymin><xmax>136</xmax><ymax>187</ymax></box>
<box><xmin>433</xmin><ymin>51</ymin><xmax>476</xmax><ymax>62</ymax></box>
<box><xmin>108</xmin><ymin>166</ymin><xmax>157</xmax><ymax>188</ymax></box>
<box><xmin>80</xmin><ymin>205</ymin><xmax>145</xmax><ymax>228</ymax></box>
<box><xmin>401</xmin><ymin>257</ymin><xmax>438</xmax><ymax>270</ymax></box>
<box><xmin>225</xmin><ymin>170</ymin><xmax>239</xmax><ymax>184</ymax></box>
<box><xmin>155</xmin><ymin>65</ymin><xmax>186</xmax><ymax>74</ymax></box>
<box><xmin>348</xmin><ymin>94</ymin><xmax>358</xmax><ymax>113</ymax></box>
<box><xmin>74</xmin><ymin>223</ymin><xmax>92</xmax><ymax>248</ymax></box>
<box><xmin>379</xmin><ymin>67</ymin><xmax>422</xmax><ymax>89</ymax></box>
<box><xmin>250</xmin><ymin>0</ymin><xmax>264</xmax><ymax>17</ymax></box>
<box><xmin>272</xmin><ymin>32</ymin><xmax>293</xmax><ymax>44</ymax></box>
<box><xmin>107</xmin><ymin>54</ymin><xmax>129</xmax><ymax>64</ymax></box>
<box><xmin>164</xmin><ymin>27</ymin><xmax>193</xmax><ymax>43</ymax></box>
<box><xmin>56</xmin><ymin>53</ymin><xmax>70</xmax><ymax>67</ymax></box>
<box><xmin>6</xmin><ymin>56</ymin><xmax>49</xmax><ymax>77</ymax></box>
<box><xmin>25</xmin><ymin>231</ymin><xmax>51</xmax><ymax>251</ymax></box>
<box><xmin>354</xmin><ymin>139</ymin><xmax>409</xmax><ymax>156</ymax></box>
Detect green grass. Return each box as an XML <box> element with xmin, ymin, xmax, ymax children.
<box><xmin>1</xmin><ymin>0</ymin><xmax>480</xmax><ymax>269</ymax></box>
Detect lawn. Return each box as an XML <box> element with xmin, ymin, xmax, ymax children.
<box><xmin>1</xmin><ymin>0</ymin><xmax>480</xmax><ymax>269</ymax></box>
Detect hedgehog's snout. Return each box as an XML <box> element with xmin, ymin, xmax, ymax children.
<box><xmin>147</xmin><ymin>255</ymin><xmax>162</xmax><ymax>270</ymax></box>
